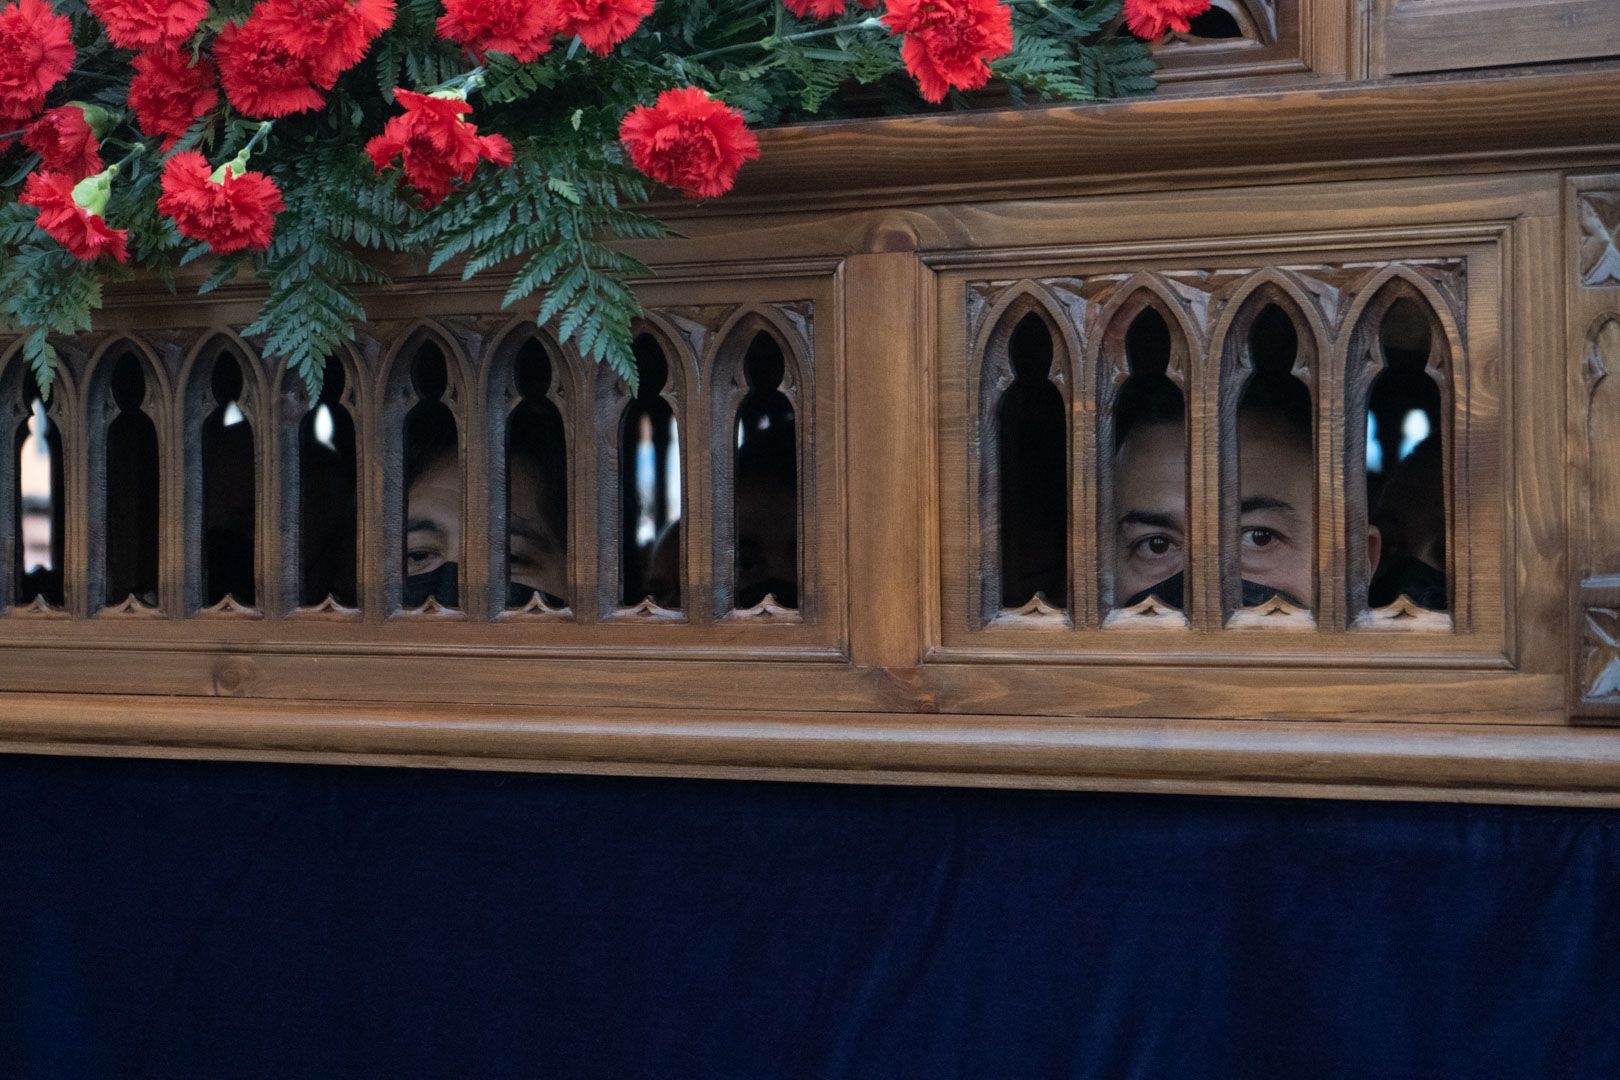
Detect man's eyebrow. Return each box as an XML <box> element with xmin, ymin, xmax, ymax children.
<box><xmin>1118</xmin><ymin>510</ymin><xmax>1180</xmax><ymax>531</ymax></box>
<box><xmin>406</xmin><ymin>519</ymin><xmax>446</xmax><ymax>537</ymax></box>
<box><xmin>1240</xmin><ymin>496</ymin><xmax>1303</xmax><ymax>520</ymax></box>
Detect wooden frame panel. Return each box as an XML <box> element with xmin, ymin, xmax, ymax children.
<box><xmin>0</xmin><ymin>70</ymin><xmax>1614</xmax><ymax>805</ymax></box>
<box><xmin>934</xmin><ymin>238</ymin><xmax>1508</xmax><ymax>669</ymax></box>
<box><xmin>1372</xmin><ymin>0</ymin><xmax>1620</xmax><ymax>77</ymax></box>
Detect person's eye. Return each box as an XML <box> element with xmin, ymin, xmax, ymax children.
<box><xmin>407</xmin><ymin>547</ymin><xmax>442</xmax><ymax>570</ymax></box>
<box><xmin>1242</xmin><ymin>527</ymin><xmax>1280</xmax><ymax>550</ymax></box>
<box><xmin>1129</xmin><ymin>535</ymin><xmax>1179</xmax><ymax>559</ymax></box>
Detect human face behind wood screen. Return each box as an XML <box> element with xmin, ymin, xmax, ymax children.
<box><xmin>1112</xmin><ymin>412</ymin><xmax>1368</xmax><ymax>610</ymax></box>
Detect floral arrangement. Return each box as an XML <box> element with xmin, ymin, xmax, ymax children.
<box><xmin>0</xmin><ymin>0</ymin><xmax>1205</xmax><ymax>396</ymax></box>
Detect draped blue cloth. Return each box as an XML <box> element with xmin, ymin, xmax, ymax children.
<box><xmin>1</xmin><ymin>752</ymin><xmax>1617</xmax><ymax>1079</ymax></box>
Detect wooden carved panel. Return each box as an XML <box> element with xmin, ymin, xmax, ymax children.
<box><xmin>1581</xmin><ymin>585</ymin><xmax>1620</xmax><ymax>711</ymax></box>
<box><xmin>943</xmin><ymin>252</ymin><xmax>1482</xmax><ymax>659</ymax></box>
<box><xmin>1570</xmin><ymin>176</ymin><xmax>1620</xmax><ymax>720</ymax></box>
<box><xmin>1580</xmin><ymin>193</ymin><xmax>1620</xmax><ymax>290</ymax></box>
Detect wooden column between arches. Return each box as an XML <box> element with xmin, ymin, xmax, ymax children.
<box><xmin>845</xmin><ymin>251</ymin><xmax>927</xmax><ymax>671</ymax></box>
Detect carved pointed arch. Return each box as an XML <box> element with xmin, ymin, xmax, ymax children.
<box><xmin>1341</xmin><ymin>264</ymin><xmax>1464</xmax><ymax>397</ymax></box>
<box><xmin>1340</xmin><ymin>266</ymin><xmax>1462</xmax><ymax>625</ymax></box>
<box><xmin>375</xmin><ymin>320</ymin><xmax>474</xmax><ymax>420</ymax></box>
<box><xmin>971</xmin><ymin>279</ymin><xmax>1083</xmax><ymax>390</ymax></box>
<box><xmin>708</xmin><ymin>306</ymin><xmax>812</xmax><ymax>619</ymax></box>
<box><xmin>1158</xmin><ymin>0</ymin><xmax>1277</xmax><ymax>49</ymax></box>
<box><xmin>595</xmin><ymin>314</ymin><xmax>695</xmax><ymax>620</ymax></box>
<box><xmin>83</xmin><ymin>337</ymin><xmax>170</xmax><ymax>616</ymax></box>
<box><xmin>1093</xmin><ymin>273</ymin><xmax>1201</xmax><ymax>408</ymax></box>
<box><xmin>973</xmin><ymin>281</ymin><xmax>1075</xmax><ymax>625</ymax></box>
<box><xmin>84</xmin><ymin>336</ymin><xmax>173</xmax><ymax>426</ymax></box>
<box><xmin>274</xmin><ymin>344</ymin><xmax>365</xmax><ymax>620</ymax></box>
<box><xmin>1092</xmin><ymin>277</ymin><xmax>1201</xmax><ymax>621</ymax></box>
<box><xmin>379</xmin><ymin>322</ymin><xmax>471</xmax><ymax>617</ymax></box>
<box><xmin>1211</xmin><ymin>267</ymin><xmax>1330</xmax><ymax>393</ymax></box>
<box><xmin>177</xmin><ymin>332</ymin><xmax>267</xmax><ymax>615</ymax></box>
<box><xmin>0</xmin><ymin>341</ymin><xmax>76</xmax><ymax>616</ymax></box>
<box><xmin>481</xmin><ymin>320</ymin><xmax>580</xmax><ymax>620</ymax></box>
<box><xmin>178</xmin><ymin>331</ymin><xmax>269</xmax><ymax>422</ymax></box>
<box><xmin>270</xmin><ymin>341</ymin><xmax>367</xmax><ymax>416</ymax></box>
<box><xmin>1211</xmin><ymin>270</ymin><xmax>1326</xmax><ymax>621</ymax></box>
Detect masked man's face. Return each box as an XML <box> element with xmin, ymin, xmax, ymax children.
<box><xmin>1112</xmin><ymin>414</ymin><xmax>1370</xmax><ymax>610</ymax></box>
<box><xmin>405</xmin><ymin>450</ymin><xmax>567</xmax><ymax>606</ymax></box>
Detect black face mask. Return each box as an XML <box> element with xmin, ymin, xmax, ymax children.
<box><xmin>1367</xmin><ymin>553</ymin><xmax>1448</xmax><ymax>611</ymax></box>
<box><xmin>402</xmin><ymin>562</ymin><xmax>568</xmax><ymax>611</ymax></box>
<box><xmin>403</xmin><ymin>562</ymin><xmax>459</xmax><ymax>610</ymax></box>
<box><xmin>1121</xmin><ymin>572</ymin><xmax>1307</xmax><ymax>612</ymax></box>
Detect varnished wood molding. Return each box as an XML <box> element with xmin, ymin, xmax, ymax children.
<box><xmin>3</xmin><ymin>693</ymin><xmax>1620</xmax><ymax>807</ymax></box>
<box><xmin>693</xmin><ymin>67</ymin><xmax>1620</xmax><ymax>212</ymax></box>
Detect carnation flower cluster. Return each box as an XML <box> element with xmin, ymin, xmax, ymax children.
<box><xmin>0</xmin><ymin>0</ymin><xmax>1188</xmax><ymax>397</ymax></box>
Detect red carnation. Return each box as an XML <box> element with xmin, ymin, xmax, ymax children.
<box><xmin>783</xmin><ymin>0</ymin><xmax>854</xmax><ymax>17</ymax></box>
<box><xmin>214</xmin><ymin>18</ymin><xmax>326</xmax><ymax>118</ymax></box>
<box><xmin>20</xmin><ymin>170</ymin><xmax>129</xmax><ymax>264</ymax></box>
<box><xmin>23</xmin><ymin>106</ymin><xmax>105</xmax><ymax>183</ymax></box>
<box><xmin>0</xmin><ymin>0</ymin><xmax>74</xmax><ymax>125</ymax></box>
<box><xmin>129</xmin><ymin>49</ymin><xmax>219</xmax><ymax>151</ymax></box>
<box><xmin>251</xmin><ymin>0</ymin><xmax>396</xmax><ymax>86</ymax></box>
<box><xmin>158</xmin><ymin>150</ymin><xmax>285</xmax><ymax>254</ymax></box>
<box><xmin>366</xmin><ymin>88</ymin><xmax>513</xmax><ymax>208</ymax></box>
<box><xmin>437</xmin><ymin>0</ymin><xmax>558</xmax><ymax>62</ymax></box>
<box><xmin>1124</xmin><ymin>0</ymin><xmax>1211</xmax><ymax>40</ymax></box>
<box><xmin>86</xmin><ymin>0</ymin><xmax>209</xmax><ymax>49</ymax></box>
<box><xmin>881</xmin><ymin>0</ymin><xmax>1012</xmax><ymax>104</ymax></box>
<box><xmin>618</xmin><ymin>87</ymin><xmax>760</xmax><ymax>200</ymax></box>
<box><xmin>554</xmin><ymin>0</ymin><xmax>653</xmax><ymax>55</ymax></box>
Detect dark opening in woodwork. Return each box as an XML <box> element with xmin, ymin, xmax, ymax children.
<box><xmin>505</xmin><ymin>340</ymin><xmax>569</xmax><ymax>610</ymax></box>
<box><xmin>1109</xmin><ymin>305</ymin><xmax>1187</xmax><ymax>613</ymax></box>
<box><xmin>1234</xmin><ymin>303</ymin><xmax>1315</xmax><ymax>614</ymax></box>
<box><xmin>619</xmin><ymin>335</ymin><xmax>682</xmax><ymax>610</ymax></box>
<box><xmin>297</xmin><ymin>356</ymin><xmax>358</xmax><ymax>609</ymax></box>
<box><xmin>1185</xmin><ymin>5</ymin><xmax>1245</xmax><ymax>39</ymax></box>
<box><xmin>200</xmin><ymin>351</ymin><xmax>256</xmax><ymax>608</ymax></box>
<box><xmin>997</xmin><ymin>313</ymin><xmax>1068</xmax><ymax>611</ymax></box>
<box><xmin>14</xmin><ymin>386</ymin><xmax>63</xmax><ymax>608</ymax></box>
<box><xmin>733</xmin><ymin>332</ymin><xmax>798</xmax><ymax>612</ymax></box>
<box><xmin>1366</xmin><ymin>297</ymin><xmax>1447</xmax><ymax>612</ymax></box>
<box><xmin>104</xmin><ymin>354</ymin><xmax>159</xmax><ymax>608</ymax></box>
<box><xmin>402</xmin><ymin>345</ymin><xmax>461</xmax><ymax>610</ymax></box>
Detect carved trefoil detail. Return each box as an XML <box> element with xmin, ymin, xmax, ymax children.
<box><xmin>1579</xmin><ymin>191</ymin><xmax>1620</xmax><ymax>289</ymax></box>
<box><xmin>1584</xmin><ymin>605</ymin><xmax>1620</xmax><ymax>704</ymax></box>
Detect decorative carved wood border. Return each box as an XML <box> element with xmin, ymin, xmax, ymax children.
<box><xmin>1571</xmin><ymin>173</ymin><xmax>1620</xmax><ymax>720</ymax></box>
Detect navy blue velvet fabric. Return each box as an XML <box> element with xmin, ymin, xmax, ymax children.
<box><xmin>1</xmin><ymin>752</ymin><xmax>1618</xmax><ymax>1079</ymax></box>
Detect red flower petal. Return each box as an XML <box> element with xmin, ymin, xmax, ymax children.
<box><xmin>554</xmin><ymin>0</ymin><xmax>654</xmax><ymax>56</ymax></box>
<box><xmin>251</xmin><ymin>0</ymin><xmax>396</xmax><ymax>86</ymax></box>
<box><xmin>437</xmin><ymin>0</ymin><xmax>559</xmax><ymax>63</ymax></box>
<box><xmin>158</xmin><ymin>151</ymin><xmax>285</xmax><ymax>254</ymax></box>
<box><xmin>20</xmin><ymin>171</ymin><xmax>129</xmax><ymax>264</ymax></box>
<box><xmin>782</xmin><ymin>0</ymin><xmax>846</xmax><ymax>19</ymax></box>
<box><xmin>214</xmin><ymin>17</ymin><xmax>328</xmax><ymax>118</ymax></box>
<box><xmin>0</xmin><ymin>0</ymin><xmax>74</xmax><ymax>125</ymax></box>
<box><xmin>619</xmin><ymin>87</ymin><xmax>761</xmax><ymax>200</ymax></box>
<box><xmin>1123</xmin><ymin>0</ymin><xmax>1211</xmax><ymax>40</ymax></box>
<box><xmin>87</xmin><ymin>0</ymin><xmax>208</xmax><ymax>50</ymax></box>
<box><xmin>23</xmin><ymin>106</ymin><xmax>104</xmax><ymax>183</ymax></box>
<box><xmin>367</xmin><ymin>89</ymin><xmax>513</xmax><ymax>207</ymax></box>
<box><xmin>129</xmin><ymin>48</ymin><xmax>220</xmax><ymax>151</ymax></box>
<box><xmin>881</xmin><ymin>0</ymin><xmax>1013</xmax><ymax>104</ymax></box>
